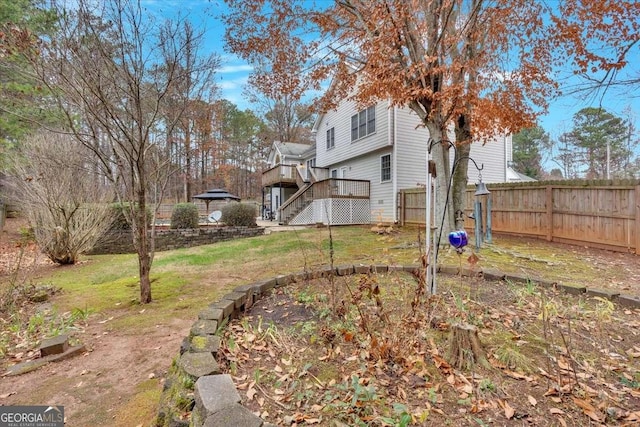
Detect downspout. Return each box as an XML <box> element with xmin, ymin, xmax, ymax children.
<box><xmin>392</xmin><ymin>103</ymin><xmax>398</xmax><ymax>223</ymax></box>
<box><xmin>504</xmin><ymin>134</ymin><xmax>508</xmax><ymax>182</ymax></box>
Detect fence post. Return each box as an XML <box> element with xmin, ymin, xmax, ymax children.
<box><xmin>546</xmin><ymin>185</ymin><xmax>553</xmax><ymax>242</ymax></box>
<box><xmin>398</xmin><ymin>190</ymin><xmax>404</xmax><ymax>226</ymax></box>
<box><xmin>635</xmin><ymin>185</ymin><xmax>640</xmax><ymax>255</ymax></box>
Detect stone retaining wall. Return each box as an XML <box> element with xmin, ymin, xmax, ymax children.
<box><xmin>88</xmin><ymin>226</ymin><xmax>265</xmax><ymax>255</ymax></box>
<box><xmin>155</xmin><ymin>263</ymin><xmax>640</xmax><ymax>427</ymax></box>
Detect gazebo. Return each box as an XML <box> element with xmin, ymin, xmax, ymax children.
<box><xmin>192</xmin><ymin>189</ymin><xmax>241</xmax><ymax>212</ymax></box>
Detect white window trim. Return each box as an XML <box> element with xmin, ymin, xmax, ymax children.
<box><xmin>326</xmin><ymin>127</ymin><xmax>335</xmax><ymax>150</ymax></box>
<box><xmin>350</xmin><ymin>105</ymin><xmax>376</xmax><ymax>142</ymax></box>
<box><xmin>380</xmin><ymin>153</ymin><xmax>392</xmax><ymax>183</ymax></box>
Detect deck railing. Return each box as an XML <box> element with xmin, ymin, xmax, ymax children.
<box><xmin>309</xmin><ymin>167</ymin><xmax>329</xmax><ymax>182</ymax></box>
<box><xmin>262</xmin><ymin>164</ymin><xmax>297</xmax><ymax>187</ymax></box>
<box><xmin>295</xmin><ymin>165</ymin><xmax>307</xmax><ymax>188</ymax></box>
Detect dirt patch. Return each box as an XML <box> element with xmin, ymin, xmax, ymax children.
<box><xmin>0</xmin><ymin>217</ymin><xmax>56</xmax><ymax>279</ymax></box>
<box><xmin>0</xmin><ymin>218</ymin><xmax>191</xmax><ymax>426</ymax></box>
<box><xmin>0</xmin><ymin>312</ymin><xmax>191</xmax><ymax>426</ymax></box>
<box><xmin>218</xmin><ymin>273</ymin><xmax>640</xmax><ymax>426</ymax></box>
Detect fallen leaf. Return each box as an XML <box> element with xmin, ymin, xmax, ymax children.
<box><xmin>557</xmin><ymin>358</ymin><xmax>572</xmax><ymax>371</ymax></box>
<box><xmin>503</xmin><ymin>370</ymin><xmax>532</xmax><ymax>381</ymax></box>
<box><xmin>0</xmin><ymin>392</ymin><xmax>15</xmax><ymax>399</ymax></box>
<box><xmin>504</xmin><ymin>401</ymin><xmax>515</xmax><ymax>419</ymax></box>
<box><xmin>247</xmin><ymin>388</ymin><xmax>257</xmax><ymax>400</ymax></box>
<box><xmin>625</xmin><ymin>411</ymin><xmax>640</xmax><ymax>422</ymax></box>
<box><xmin>550</xmin><ymin>408</ymin><xmax>565</xmax><ymax>415</ymax></box>
<box><xmin>584</xmin><ymin>408</ymin><xmax>604</xmax><ymax>423</ymax></box>
<box><xmin>572</xmin><ymin>397</ymin><xmax>596</xmax><ymax>412</ymax></box>
<box><xmin>446</xmin><ymin>374</ymin><xmax>455</xmax><ymax>385</ymax></box>
<box><xmin>468</xmin><ymin>253</ymin><xmax>479</xmax><ymax>265</ymax></box>
<box><xmin>527</xmin><ymin>395</ymin><xmax>537</xmax><ymax>406</ymax></box>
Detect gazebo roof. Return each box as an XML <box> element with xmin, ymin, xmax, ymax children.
<box><xmin>192</xmin><ymin>189</ymin><xmax>241</xmax><ymax>201</ymax></box>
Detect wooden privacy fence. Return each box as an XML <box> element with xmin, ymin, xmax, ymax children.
<box><xmin>398</xmin><ymin>181</ymin><xmax>640</xmax><ymax>255</ymax></box>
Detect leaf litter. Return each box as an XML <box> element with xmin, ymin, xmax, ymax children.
<box><xmin>217</xmin><ymin>271</ymin><xmax>640</xmax><ymax>426</ymax></box>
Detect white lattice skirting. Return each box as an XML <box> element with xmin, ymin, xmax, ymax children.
<box><xmin>289</xmin><ymin>198</ymin><xmax>371</xmax><ymax>225</ymax></box>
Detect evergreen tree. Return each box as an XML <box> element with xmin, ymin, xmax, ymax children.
<box><xmin>512</xmin><ymin>126</ymin><xmax>548</xmax><ymax>179</ymax></box>
<box><xmin>560</xmin><ymin>107</ymin><xmax>632</xmax><ymax>179</ymax></box>
<box><xmin>0</xmin><ymin>0</ymin><xmax>59</xmax><ymax>157</ymax></box>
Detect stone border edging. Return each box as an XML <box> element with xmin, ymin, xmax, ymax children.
<box><xmin>155</xmin><ymin>263</ymin><xmax>640</xmax><ymax>427</ymax></box>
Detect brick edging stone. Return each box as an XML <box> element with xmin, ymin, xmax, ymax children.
<box><xmin>155</xmin><ymin>263</ymin><xmax>639</xmax><ymax>427</ymax></box>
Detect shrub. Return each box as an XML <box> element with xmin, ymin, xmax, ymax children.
<box><xmin>109</xmin><ymin>203</ymin><xmax>152</xmax><ymax>231</ymax></box>
<box><xmin>171</xmin><ymin>203</ymin><xmax>199</xmax><ymax>229</ymax></box>
<box><xmin>221</xmin><ymin>203</ymin><xmax>257</xmax><ymax>227</ymax></box>
<box><xmin>7</xmin><ymin>132</ymin><xmax>116</xmax><ymax>264</ymax></box>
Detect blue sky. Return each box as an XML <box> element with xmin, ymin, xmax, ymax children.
<box><xmin>142</xmin><ymin>0</ymin><xmax>639</xmax><ymax>145</ymax></box>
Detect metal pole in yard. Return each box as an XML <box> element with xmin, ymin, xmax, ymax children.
<box><xmin>474</xmin><ymin>199</ymin><xmax>482</xmax><ymax>249</ymax></box>
<box><xmin>425</xmin><ymin>153</ymin><xmax>433</xmax><ymax>294</ymax></box>
<box><xmin>486</xmin><ymin>195</ymin><xmax>492</xmax><ymax>244</ymax></box>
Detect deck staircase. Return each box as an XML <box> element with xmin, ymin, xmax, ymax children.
<box><xmin>278</xmin><ymin>177</ymin><xmax>371</xmax><ymax>225</ymax></box>
<box><xmin>279</xmin><ymin>183</ymin><xmax>314</xmax><ymax>224</ymax></box>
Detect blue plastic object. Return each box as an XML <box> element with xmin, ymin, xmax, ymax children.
<box><xmin>448</xmin><ymin>230</ymin><xmax>468</xmax><ymax>249</ymax></box>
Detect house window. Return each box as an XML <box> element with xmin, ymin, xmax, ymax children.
<box><xmin>351</xmin><ymin>105</ymin><xmax>376</xmax><ymax>141</ymax></box>
<box><xmin>381</xmin><ymin>154</ymin><xmax>391</xmax><ymax>182</ymax></box>
<box><xmin>326</xmin><ymin>127</ymin><xmax>335</xmax><ymax>150</ymax></box>
<box><xmin>331</xmin><ymin>169</ymin><xmax>338</xmax><ymax>178</ymax></box>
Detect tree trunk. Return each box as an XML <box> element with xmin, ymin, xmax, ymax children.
<box><xmin>447</xmin><ymin>323</ymin><xmax>489</xmax><ymax>370</ymax></box>
<box><xmin>134</xmin><ymin>185</ymin><xmax>152</xmax><ymax>304</ymax></box>
<box><xmin>427</xmin><ymin>125</ymin><xmax>455</xmax><ymax>239</ymax></box>
<box><xmin>453</xmin><ymin>114</ymin><xmax>472</xmax><ymax>230</ymax></box>
<box><xmin>138</xmin><ymin>247</ymin><xmax>152</xmax><ymax>304</ymax></box>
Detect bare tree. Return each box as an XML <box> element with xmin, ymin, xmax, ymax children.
<box><xmin>224</xmin><ymin>0</ymin><xmax>555</xmax><ymax>233</ymax></box>
<box><xmin>244</xmin><ymin>81</ymin><xmax>315</xmax><ymax>144</ymax></box>
<box><xmin>6</xmin><ymin>132</ymin><xmax>115</xmax><ymax>264</ymax></box>
<box><xmin>161</xmin><ymin>19</ymin><xmax>220</xmax><ymax>202</ymax></box>
<box><xmin>22</xmin><ymin>0</ymin><xmax>201</xmax><ymax>303</ymax></box>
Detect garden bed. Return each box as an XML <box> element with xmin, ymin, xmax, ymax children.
<box><xmin>217</xmin><ymin>271</ymin><xmax>640</xmax><ymax>426</ymax></box>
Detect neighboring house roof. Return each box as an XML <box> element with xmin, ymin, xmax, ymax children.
<box><xmin>300</xmin><ymin>143</ymin><xmax>316</xmax><ymax>159</ymax></box>
<box><xmin>276</xmin><ymin>141</ymin><xmax>312</xmax><ymax>157</ymax></box>
<box><xmin>269</xmin><ymin>141</ymin><xmax>315</xmax><ymax>165</ymax></box>
<box><xmin>506</xmin><ymin>167</ymin><xmax>536</xmax><ymax>182</ymax></box>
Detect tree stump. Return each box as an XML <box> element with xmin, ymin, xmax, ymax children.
<box><xmin>447</xmin><ymin>323</ymin><xmax>489</xmax><ymax>370</ymax></box>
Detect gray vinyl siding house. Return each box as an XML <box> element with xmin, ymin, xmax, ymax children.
<box><xmin>262</xmin><ymin>97</ymin><xmax>519</xmax><ymax>225</ymax></box>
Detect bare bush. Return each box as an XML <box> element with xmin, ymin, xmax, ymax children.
<box><xmin>6</xmin><ymin>132</ymin><xmax>115</xmax><ymax>264</ymax></box>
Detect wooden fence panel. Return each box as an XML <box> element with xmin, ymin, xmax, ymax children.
<box><xmin>398</xmin><ymin>189</ymin><xmax>427</xmax><ymax>225</ymax></box>
<box><xmin>399</xmin><ymin>183</ymin><xmax>640</xmax><ymax>255</ymax></box>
